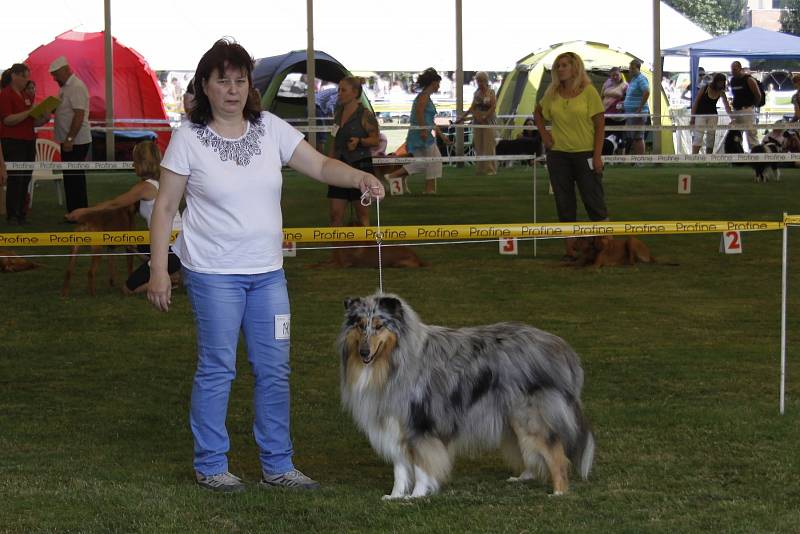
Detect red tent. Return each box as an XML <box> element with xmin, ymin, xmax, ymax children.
<box><xmin>25</xmin><ymin>30</ymin><xmax>170</xmax><ymax>153</ymax></box>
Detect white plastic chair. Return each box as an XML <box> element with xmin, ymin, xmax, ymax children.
<box><xmin>28</xmin><ymin>138</ymin><xmax>64</xmax><ymax>207</ymax></box>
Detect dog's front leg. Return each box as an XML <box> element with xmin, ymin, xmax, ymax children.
<box><xmin>410</xmin><ymin>464</ymin><xmax>439</xmax><ymax>498</ymax></box>
<box><xmin>383</xmin><ymin>461</ymin><xmax>414</xmax><ymax>500</ymax></box>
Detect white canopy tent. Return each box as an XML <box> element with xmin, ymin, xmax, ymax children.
<box><xmin>2</xmin><ymin>0</ymin><xmax>711</xmax><ymax>72</ymax></box>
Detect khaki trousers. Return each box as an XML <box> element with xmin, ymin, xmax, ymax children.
<box><xmin>473</xmin><ymin>126</ymin><xmax>497</xmax><ymax>175</ymax></box>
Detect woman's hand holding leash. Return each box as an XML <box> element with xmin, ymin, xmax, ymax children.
<box><xmin>358</xmin><ymin>174</ymin><xmax>385</xmax><ymax>205</ymax></box>
<box><xmin>147</xmin><ymin>269</ymin><xmax>172</xmax><ymax>312</ymax></box>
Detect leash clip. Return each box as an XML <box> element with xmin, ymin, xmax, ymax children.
<box><xmin>360</xmin><ymin>189</ymin><xmax>373</xmax><ymax>207</ymax></box>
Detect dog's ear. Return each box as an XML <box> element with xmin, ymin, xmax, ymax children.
<box><xmin>344</xmin><ymin>297</ymin><xmax>361</xmax><ymax>311</ymax></box>
<box><xmin>378</xmin><ymin>296</ymin><xmax>404</xmax><ymax>319</ymax></box>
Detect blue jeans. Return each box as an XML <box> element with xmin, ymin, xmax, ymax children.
<box><xmin>183</xmin><ymin>267</ymin><xmax>294</xmax><ymax>476</ymax></box>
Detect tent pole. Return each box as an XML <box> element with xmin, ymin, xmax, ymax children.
<box><xmin>104</xmin><ymin>0</ymin><xmax>115</xmax><ymax>161</ymax></box>
<box><xmin>306</xmin><ymin>0</ymin><xmax>316</xmax><ymax>151</ymax></box>
<box><xmin>652</xmin><ymin>0</ymin><xmax>662</xmax><ymax>154</ymax></box>
<box><xmin>455</xmin><ymin>0</ymin><xmax>464</xmax><ymax>164</ymax></box>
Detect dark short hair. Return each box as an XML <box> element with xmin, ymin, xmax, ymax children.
<box><xmin>712</xmin><ymin>73</ymin><xmax>727</xmax><ymax>86</ymax></box>
<box><xmin>9</xmin><ymin>63</ymin><xmax>29</xmax><ymax>76</ymax></box>
<box><xmin>189</xmin><ymin>38</ymin><xmax>261</xmax><ymax>125</ymax></box>
<box><xmin>0</xmin><ymin>69</ymin><xmax>11</xmax><ymax>89</ymax></box>
<box><xmin>629</xmin><ymin>59</ymin><xmax>642</xmax><ymax>70</ymax></box>
<box><xmin>416</xmin><ymin>67</ymin><xmax>441</xmax><ymax>90</ymax></box>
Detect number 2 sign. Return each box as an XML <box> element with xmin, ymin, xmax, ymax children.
<box><xmin>720</xmin><ymin>231</ymin><xmax>742</xmax><ymax>254</ymax></box>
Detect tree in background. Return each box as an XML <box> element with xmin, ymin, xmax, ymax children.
<box><xmin>664</xmin><ymin>0</ymin><xmax>746</xmax><ymax>35</ymax></box>
<box><xmin>781</xmin><ymin>0</ymin><xmax>800</xmax><ymax>35</ymax></box>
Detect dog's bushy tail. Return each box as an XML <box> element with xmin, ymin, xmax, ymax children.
<box><xmin>539</xmin><ymin>390</ymin><xmax>595</xmax><ymax>479</ymax></box>
<box><xmin>572</xmin><ymin>402</ymin><xmax>595</xmax><ymax>480</ymax></box>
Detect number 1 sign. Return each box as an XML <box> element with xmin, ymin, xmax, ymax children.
<box><xmin>678</xmin><ymin>174</ymin><xmax>691</xmax><ymax>194</ymax></box>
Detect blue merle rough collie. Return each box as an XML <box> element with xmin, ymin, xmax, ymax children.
<box><xmin>338</xmin><ymin>293</ymin><xmax>595</xmax><ymax>498</ymax></box>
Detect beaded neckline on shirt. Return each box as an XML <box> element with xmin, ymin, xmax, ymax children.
<box><xmin>192</xmin><ymin>118</ymin><xmax>265</xmax><ymax>166</ymax></box>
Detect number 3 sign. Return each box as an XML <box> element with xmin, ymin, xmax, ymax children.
<box><xmin>499</xmin><ymin>237</ymin><xmax>518</xmax><ymax>255</ymax></box>
<box><xmin>720</xmin><ymin>231</ymin><xmax>742</xmax><ymax>254</ymax></box>
<box><xmin>388</xmin><ymin>177</ymin><xmax>404</xmax><ymax>196</ymax></box>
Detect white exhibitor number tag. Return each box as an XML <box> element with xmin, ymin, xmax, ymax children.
<box><xmin>331</xmin><ymin>124</ymin><xmax>339</xmax><ymax>137</ymax></box>
<box><xmin>282</xmin><ymin>240</ymin><xmax>296</xmax><ymax>257</ymax></box>
<box><xmin>275</xmin><ymin>314</ymin><xmax>291</xmax><ymax>340</ymax></box>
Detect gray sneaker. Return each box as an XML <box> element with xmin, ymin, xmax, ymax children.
<box><xmin>260</xmin><ymin>468</ymin><xmax>320</xmax><ymax>490</ymax></box>
<box><xmin>195</xmin><ymin>471</ymin><xmax>246</xmax><ymax>493</ymax></box>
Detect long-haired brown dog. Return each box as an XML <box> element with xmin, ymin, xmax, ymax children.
<box><xmin>312</xmin><ymin>242</ymin><xmax>426</xmax><ymax>269</ymax></box>
<box><xmin>573</xmin><ymin>236</ymin><xmax>655</xmax><ymax>268</ymax></box>
<box><xmin>61</xmin><ymin>204</ymin><xmax>137</xmax><ymax>296</ymax></box>
<box><xmin>0</xmin><ymin>249</ymin><xmax>40</xmax><ymax>273</ymax></box>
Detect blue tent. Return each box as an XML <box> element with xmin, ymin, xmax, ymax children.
<box><xmin>252</xmin><ymin>50</ymin><xmax>373</xmax><ymax>121</ymax></box>
<box><xmin>253</xmin><ymin>50</ymin><xmax>347</xmax><ymax>98</ymax></box>
<box><xmin>662</xmin><ymin>27</ymin><xmax>800</xmax><ymax>101</ymax></box>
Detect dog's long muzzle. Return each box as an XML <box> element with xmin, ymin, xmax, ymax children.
<box><xmin>359</xmin><ymin>338</ymin><xmax>380</xmax><ymax>364</ymax></box>
<box><xmin>359</xmin><ymin>347</ymin><xmax>374</xmax><ymax>364</ymax></box>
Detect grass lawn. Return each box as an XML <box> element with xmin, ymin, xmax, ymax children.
<box><xmin>2</xmin><ymin>163</ymin><xmax>800</xmax><ymax>533</ymax></box>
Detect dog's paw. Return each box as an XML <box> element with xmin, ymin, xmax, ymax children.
<box><xmin>382</xmin><ymin>494</ymin><xmax>407</xmax><ymax>501</ymax></box>
<box><xmin>548</xmin><ymin>490</ymin><xmax>565</xmax><ymax>497</ymax></box>
<box><xmin>507</xmin><ymin>471</ymin><xmax>535</xmax><ymax>482</ymax></box>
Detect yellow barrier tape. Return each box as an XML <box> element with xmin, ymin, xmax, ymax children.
<box><xmin>0</xmin><ymin>230</ymin><xmax>180</xmax><ymax>247</ymax></box>
<box><xmin>784</xmin><ymin>215</ymin><xmax>800</xmax><ymax>225</ymax></box>
<box><xmin>0</xmin><ymin>222</ymin><xmax>784</xmax><ymax>247</ymax></box>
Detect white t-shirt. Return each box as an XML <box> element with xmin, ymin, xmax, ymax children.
<box><xmin>160</xmin><ymin>111</ymin><xmax>303</xmax><ymax>274</ymax></box>
<box><xmin>139</xmin><ymin>179</ymin><xmax>182</xmax><ymax>231</ymax></box>
<box><xmin>54</xmin><ymin>74</ymin><xmax>91</xmax><ymax>145</ymax></box>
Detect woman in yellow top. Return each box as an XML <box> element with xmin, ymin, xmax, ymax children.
<box><xmin>534</xmin><ymin>51</ymin><xmax>607</xmax><ymax>261</ymax></box>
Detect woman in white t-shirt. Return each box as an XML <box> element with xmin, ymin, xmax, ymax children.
<box><xmin>147</xmin><ymin>39</ymin><xmax>385</xmax><ymax>493</ymax></box>
<box><xmin>65</xmin><ymin>140</ymin><xmax>182</xmax><ymax>293</ymax></box>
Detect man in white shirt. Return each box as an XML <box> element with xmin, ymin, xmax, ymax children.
<box><xmin>49</xmin><ymin>56</ymin><xmax>91</xmax><ymax>213</ymax></box>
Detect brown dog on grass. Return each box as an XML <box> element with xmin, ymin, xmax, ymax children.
<box><xmin>573</xmin><ymin>236</ymin><xmax>656</xmax><ymax>268</ymax></box>
<box><xmin>61</xmin><ymin>205</ymin><xmax>137</xmax><ymax>296</ymax></box>
<box><xmin>312</xmin><ymin>242</ymin><xmax>426</xmax><ymax>269</ymax></box>
<box><xmin>0</xmin><ymin>249</ymin><xmax>40</xmax><ymax>273</ymax></box>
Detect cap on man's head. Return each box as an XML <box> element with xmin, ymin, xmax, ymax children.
<box><xmin>49</xmin><ymin>56</ymin><xmax>69</xmax><ymax>73</ymax></box>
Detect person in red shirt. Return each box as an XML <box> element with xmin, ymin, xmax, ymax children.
<box><xmin>0</xmin><ymin>63</ymin><xmax>49</xmax><ymax>224</ymax></box>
